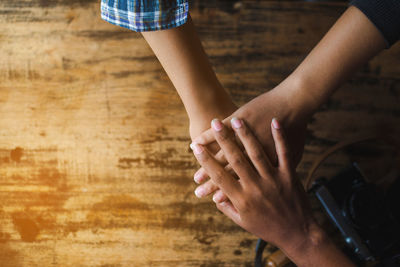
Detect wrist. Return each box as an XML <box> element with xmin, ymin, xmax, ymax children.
<box><xmin>272</xmin><ymin>74</ymin><xmax>320</xmax><ymax>123</ymax></box>
<box><xmin>186</xmin><ymin>84</ymin><xmax>237</xmax><ymax>138</ymax></box>
<box><xmin>281</xmin><ymin>223</ymin><xmax>329</xmax><ymax>265</ymax></box>
<box><xmin>281</xmin><ymin>223</ymin><xmax>339</xmax><ymax>267</ymax></box>
<box><xmin>186</xmin><ymin>84</ymin><xmax>236</xmax><ymax>121</ymax></box>
<box><xmin>281</xmin><ymin>222</ymin><xmax>355</xmax><ymax>267</ymax></box>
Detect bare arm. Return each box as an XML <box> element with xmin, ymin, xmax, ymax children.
<box><xmin>282</xmin><ymin>5</ymin><xmax>387</xmax><ymax>119</ymax></box>
<box><xmin>192</xmin><ymin>5</ymin><xmax>388</xmax><ymax>205</ymax></box>
<box><xmin>141</xmin><ymin>13</ymin><xmax>236</xmax><ymax>138</ymax></box>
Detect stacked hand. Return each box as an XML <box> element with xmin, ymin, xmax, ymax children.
<box><xmin>190</xmin><ymin>117</ymin><xmax>354</xmax><ymax>267</ymax></box>
<box><xmin>190</xmin><ymin>117</ymin><xmax>315</xmax><ymax>251</ymax></box>
<box><xmin>191</xmin><ymin>84</ymin><xmax>309</xmax><ymax>202</ymax></box>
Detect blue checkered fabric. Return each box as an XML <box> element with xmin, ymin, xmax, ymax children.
<box><xmin>101</xmin><ymin>0</ymin><xmax>189</xmax><ymax>32</ymax></box>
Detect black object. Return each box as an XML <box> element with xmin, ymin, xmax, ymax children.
<box><xmin>255</xmin><ymin>238</ymin><xmax>267</xmax><ymax>267</ymax></box>
<box><xmin>312</xmin><ymin>163</ymin><xmax>400</xmax><ymax>266</ymax></box>
<box><xmin>350</xmin><ymin>0</ymin><xmax>400</xmax><ymax>48</ymax></box>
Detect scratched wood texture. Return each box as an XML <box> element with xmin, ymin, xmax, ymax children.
<box><xmin>0</xmin><ymin>0</ymin><xmax>399</xmax><ymax>266</ymax></box>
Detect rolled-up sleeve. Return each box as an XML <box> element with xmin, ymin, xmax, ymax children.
<box><xmin>101</xmin><ymin>0</ymin><xmax>189</xmax><ymax>32</ymax></box>
<box><xmin>350</xmin><ymin>0</ymin><xmax>400</xmax><ymax>48</ymax></box>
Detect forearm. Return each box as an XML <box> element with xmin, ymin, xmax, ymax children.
<box><xmin>267</xmin><ymin>7</ymin><xmax>385</xmax><ymax>265</ymax></box>
<box><xmin>141</xmin><ymin>13</ymin><xmax>234</xmax><ymax>121</ymax></box>
<box><xmin>281</xmin><ymin>5</ymin><xmax>387</xmax><ymax>119</ymax></box>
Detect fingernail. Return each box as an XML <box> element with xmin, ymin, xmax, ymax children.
<box><xmin>211</xmin><ymin>118</ymin><xmax>223</xmax><ymax>131</ymax></box>
<box><xmin>272</xmin><ymin>118</ymin><xmax>280</xmax><ymax>129</ymax></box>
<box><xmin>213</xmin><ymin>192</ymin><xmax>223</xmax><ymax>203</ymax></box>
<box><xmin>194</xmin><ymin>171</ymin><xmax>202</xmax><ymax>183</ymax></box>
<box><xmin>231</xmin><ymin>117</ymin><xmax>242</xmax><ymax>129</ymax></box>
<box><xmin>190</xmin><ymin>142</ymin><xmax>204</xmax><ymax>155</ymax></box>
<box><xmin>212</xmin><ymin>193</ymin><xmax>218</xmax><ymax>203</ymax></box>
<box><xmin>194</xmin><ymin>187</ymin><xmax>205</xmax><ymax>198</ymax></box>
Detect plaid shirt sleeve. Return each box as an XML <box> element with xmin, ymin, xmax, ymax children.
<box><xmin>101</xmin><ymin>0</ymin><xmax>189</xmax><ymax>32</ymax></box>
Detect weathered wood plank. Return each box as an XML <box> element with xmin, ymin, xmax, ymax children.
<box><xmin>0</xmin><ymin>0</ymin><xmax>399</xmax><ymax>266</ymax></box>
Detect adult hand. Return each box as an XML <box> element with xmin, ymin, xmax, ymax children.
<box><xmin>191</xmin><ymin>3</ymin><xmax>387</xmax><ymax>202</ymax></box>
<box><xmin>192</xmin><ymin>81</ymin><xmax>309</xmax><ymax>201</ymax></box>
<box><xmin>191</xmin><ymin>117</ymin><xmax>313</xmax><ymax>251</ymax></box>
<box><xmin>190</xmin><ymin>118</ymin><xmax>355</xmax><ymax>267</ymax></box>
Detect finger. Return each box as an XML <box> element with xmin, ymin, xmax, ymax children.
<box><xmin>194</xmin><ymin>140</ymin><xmax>244</xmax><ymax>184</ymax></box>
<box><xmin>193</xmin><ymin>117</ymin><xmax>235</xmax><ymax>146</ymax></box>
<box><xmin>212</xmin><ymin>189</ymin><xmax>228</xmax><ymax>203</ymax></box>
<box><xmin>193</xmin><ymin>128</ymin><xmax>215</xmax><ymax>145</ymax></box>
<box><xmin>216</xmin><ymin>200</ymin><xmax>241</xmax><ymax>225</ymax></box>
<box><xmin>214</xmin><ymin>149</ymin><xmax>227</xmax><ymax>165</ymax></box>
<box><xmin>271</xmin><ymin>118</ymin><xmax>291</xmax><ymax>171</ymax></box>
<box><xmin>194</xmin><ymin>180</ymin><xmax>219</xmax><ymax>198</ymax></box>
<box><xmin>211</xmin><ymin>118</ymin><xmax>257</xmax><ymax>183</ymax></box>
<box><xmin>193</xmin><ymin>137</ymin><xmax>243</xmax><ymax>184</ymax></box>
<box><xmin>194</xmin><ymin>164</ymin><xmax>234</xmax><ymax>184</ymax></box>
<box><xmin>207</xmin><ymin>141</ymin><xmax>221</xmax><ymax>155</ymax></box>
<box><xmin>190</xmin><ymin>142</ymin><xmax>241</xmax><ymax>199</ymax></box>
<box><xmin>194</xmin><ymin>170</ymin><xmax>238</xmax><ymax>200</ymax></box>
<box><xmin>194</xmin><ymin>151</ymin><xmax>229</xmax><ymax>184</ymax></box>
<box><xmin>230</xmin><ymin>117</ymin><xmax>273</xmax><ymax>177</ymax></box>
<box><xmin>194</xmin><ymin>168</ymin><xmax>209</xmax><ymax>184</ymax></box>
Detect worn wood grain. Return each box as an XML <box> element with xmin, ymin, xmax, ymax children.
<box><xmin>0</xmin><ymin>0</ymin><xmax>399</xmax><ymax>266</ymax></box>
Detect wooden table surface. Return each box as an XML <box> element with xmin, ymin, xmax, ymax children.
<box><xmin>1</xmin><ymin>1</ymin><xmax>399</xmax><ymax>266</ymax></box>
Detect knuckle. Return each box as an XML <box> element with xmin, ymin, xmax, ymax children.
<box><xmin>270</xmin><ymin>179</ymin><xmax>284</xmax><ymax>195</ymax></box>
<box><xmin>248</xmin><ymin>151</ymin><xmax>265</xmax><ymax>162</ymax></box>
<box><xmin>252</xmin><ymin>186</ymin><xmax>264</xmax><ymax>198</ymax></box>
<box><xmin>238</xmin><ymin>198</ymin><xmax>251</xmax><ymax>212</ymax></box>
<box><xmin>217</xmin><ymin>129</ymin><xmax>230</xmax><ymax>141</ymax></box>
<box><xmin>199</xmin><ymin>153</ymin><xmax>209</xmax><ymax>163</ymax></box>
<box><xmin>218</xmin><ymin>129</ymin><xmax>237</xmax><ymax>144</ymax></box>
<box><xmin>213</xmin><ymin>169</ymin><xmax>225</xmax><ymax>183</ymax></box>
<box><xmin>249</xmin><ymin>181</ymin><xmax>265</xmax><ymax>198</ymax></box>
<box><xmin>231</xmin><ymin>155</ymin><xmax>244</xmax><ymax>166</ymax></box>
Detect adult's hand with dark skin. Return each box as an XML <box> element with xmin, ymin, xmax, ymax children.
<box><xmin>191</xmin><ymin>6</ymin><xmax>386</xmax><ymax>202</ymax></box>
<box><xmin>190</xmin><ymin>118</ymin><xmax>355</xmax><ymax>267</ymax></box>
